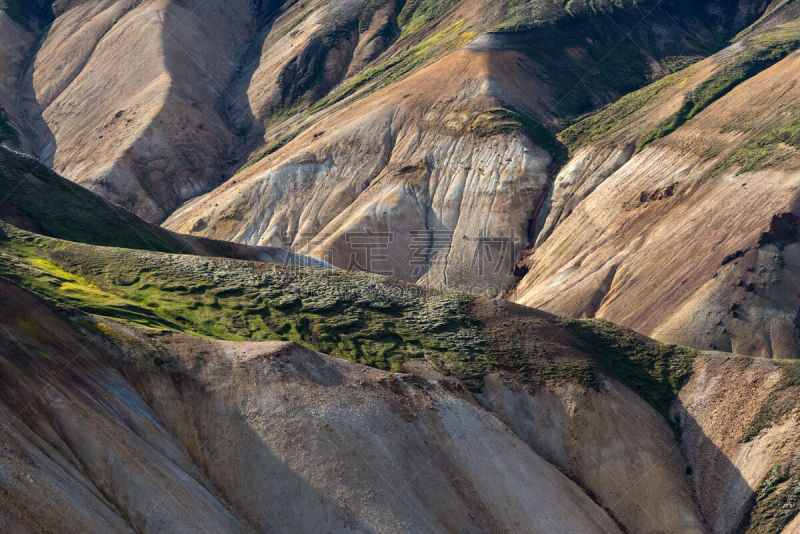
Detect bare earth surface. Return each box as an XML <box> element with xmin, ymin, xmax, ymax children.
<box><xmin>3</xmin><ymin>1</ymin><xmax>800</xmax><ymax>532</ymax></box>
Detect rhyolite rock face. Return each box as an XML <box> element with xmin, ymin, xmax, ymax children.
<box><xmin>2</xmin><ymin>152</ymin><xmax>800</xmax><ymax>530</ymax></box>
<box><xmin>512</xmin><ymin>10</ymin><xmax>800</xmax><ymax>358</ymax></box>
<box><xmin>1</xmin><ymin>0</ymin><xmax>773</xmax><ymax>294</ymax></box>
<box><xmin>5</xmin><ymin>1</ymin><xmax>800</xmax><ymax>532</ymax></box>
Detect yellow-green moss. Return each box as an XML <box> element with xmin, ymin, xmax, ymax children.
<box><xmin>637</xmin><ymin>21</ymin><xmax>800</xmax><ymax>151</ymax></box>
<box><xmin>563</xmin><ymin>318</ymin><xmax>697</xmax><ymax>418</ymax></box>
<box><xmin>740</xmin><ymin>462</ymin><xmax>800</xmax><ymax>533</ymax></box>
<box><xmin>0</xmin><ymin>223</ymin><xmax>490</xmax><ymax>384</ymax></box>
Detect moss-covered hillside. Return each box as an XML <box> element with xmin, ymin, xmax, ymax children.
<box><xmin>0</xmin><ymin>218</ymin><xmax>699</xmax><ymax>414</ymax></box>
<box><xmin>559</xmin><ymin>16</ymin><xmax>800</xmax><ymax>154</ymax></box>
<box><xmin>0</xmin><ymin>148</ymin><xmax>179</xmax><ymax>252</ymax></box>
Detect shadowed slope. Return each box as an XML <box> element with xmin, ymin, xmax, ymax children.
<box><xmin>0</xmin><ymin>186</ymin><xmax>797</xmax><ymax>531</ymax></box>
<box><xmin>0</xmin><ymin>147</ymin><xmax>329</xmax><ymax>266</ymax></box>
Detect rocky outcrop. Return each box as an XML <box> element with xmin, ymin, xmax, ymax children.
<box><xmin>165</xmin><ymin>47</ymin><xmax>554</xmax><ymax>294</ymax></box>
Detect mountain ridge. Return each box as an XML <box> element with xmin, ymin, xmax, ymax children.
<box><xmin>3</xmin><ymin>2</ymin><xmax>800</xmax><ymax>531</ymax></box>
<box><xmin>1</xmin><ymin>145</ymin><xmax>800</xmax><ymax>531</ymax></box>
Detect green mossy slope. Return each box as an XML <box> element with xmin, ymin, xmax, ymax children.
<box><xmin>741</xmin><ymin>462</ymin><xmax>800</xmax><ymax>533</ymax></box>
<box><xmin>563</xmin><ymin>318</ymin><xmax>697</xmax><ymax>418</ymax></box>
<box><xmin>0</xmin><ymin>223</ymin><xmax>489</xmax><ymax>382</ymax></box>
<box><xmin>637</xmin><ymin>21</ymin><xmax>800</xmax><ymax>151</ymax></box>
<box><xmin>559</xmin><ymin>17</ymin><xmax>800</xmax><ymax>153</ymax></box>
<box><xmin>0</xmin><ymin>148</ymin><xmax>178</xmax><ymax>252</ymax></box>
<box><xmin>0</xmin><ymin>220</ymin><xmax>701</xmax><ymax>409</ymax></box>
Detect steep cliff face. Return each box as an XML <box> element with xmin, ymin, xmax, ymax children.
<box><xmin>513</xmin><ymin>8</ymin><xmax>800</xmax><ymax>358</ymax></box>
<box><xmin>165</xmin><ymin>46</ymin><xmax>555</xmax><ymax>294</ymax></box>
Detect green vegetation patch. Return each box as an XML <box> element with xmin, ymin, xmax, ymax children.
<box><xmin>637</xmin><ymin>23</ymin><xmax>800</xmax><ymax>151</ymax></box>
<box><xmin>715</xmin><ymin>113</ymin><xmax>800</xmax><ymax>175</ymax></box>
<box><xmin>305</xmin><ymin>20</ymin><xmax>471</xmax><ymax>117</ymax></box>
<box><xmin>493</xmin><ymin>0</ymin><xmax>566</xmax><ymax>32</ymax></box>
<box><xmin>559</xmin><ymin>70</ymin><xmax>686</xmax><ymax>151</ymax></box>
<box><xmin>397</xmin><ymin>0</ymin><xmax>458</xmax><ymax>40</ymax></box>
<box><xmin>659</xmin><ymin>55</ymin><xmax>703</xmax><ymax>73</ymax></box>
<box><xmin>563</xmin><ymin>318</ymin><xmax>697</xmax><ymax>418</ymax></box>
<box><xmin>482</xmin><ymin>323</ymin><xmax>598</xmax><ymax>389</ymax></box>
<box><xmin>740</xmin><ymin>462</ymin><xmax>800</xmax><ymax>533</ymax></box>
<box><xmin>0</xmin><ymin>148</ymin><xmax>177</xmax><ymax>252</ymax></box>
<box><xmin>741</xmin><ymin>360</ymin><xmax>800</xmax><ymax>443</ymax></box>
<box><xmin>235</xmin><ymin>129</ymin><xmax>304</xmax><ymax>174</ymax></box>
<box><xmin>0</xmin><ymin>223</ymin><xmax>491</xmax><ymax>384</ymax></box>
<box><xmin>471</xmin><ymin>107</ymin><xmax>568</xmax><ymax>165</ymax></box>
<box><xmin>0</xmin><ymin>221</ymin><xmax>706</xmax><ymax>401</ymax></box>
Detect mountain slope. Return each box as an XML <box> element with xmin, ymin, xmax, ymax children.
<box><xmin>0</xmin><ymin>220</ymin><xmax>703</xmax><ymax>533</ymax></box>
<box><xmin>0</xmin><ymin>279</ymin><xmax>623</xmax><ymax>533</ymax></box>
<box><xmin>2</xmin><ymin>157</ymin><xmax>800</xmax><ymax>530</ymax></box>
<box><xmin>4</xmin><ymin>1</ymin><xmax>800</xmax><ymax>532</ymax></box>
<box><xmin>0</xmin><ymin>147</ymin><xmax>329</xmax><ymax>266</ymax></box>
<box><xmin>0</xmin><ymin>0</ymin><xmax>774</xmax><ymax>293</ymax></box>
<box><xmin>4</xmin><ymin>205</ymin><xmax>800</xmax><ymax>531</ymax></box>
<box><xmin>512</xmin><ymin>8</ymin><xmax>800</xmax><ymax>358</ymax></box>
<box><xmin>160</xmin><ymin>0</ymin><xmax>772</xmax><ymax>293</ymax></box>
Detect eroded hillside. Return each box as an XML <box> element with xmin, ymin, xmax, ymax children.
<box><xmin>2</xmin><ymin>156</ymin><xmax>800</xmax><ymax>531</ymax></box>
<box><xmin>3</xmin><ymin>3</ymin><xmax>800</xmax><ymax>531</ymax></box>
<box><xmin>5</xmin><ymin>0</ymin><xmax>798</xmax><ymax>362</ymax></box>
<box><xmin>512</xmin><ymin>4</ymin><xmax>800</xmax><ymax>358</ymax></box>
<box><xmin>0</xmin><ymin>0</ymin><xmax>775</xmax><ymax>293</ymax></box>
